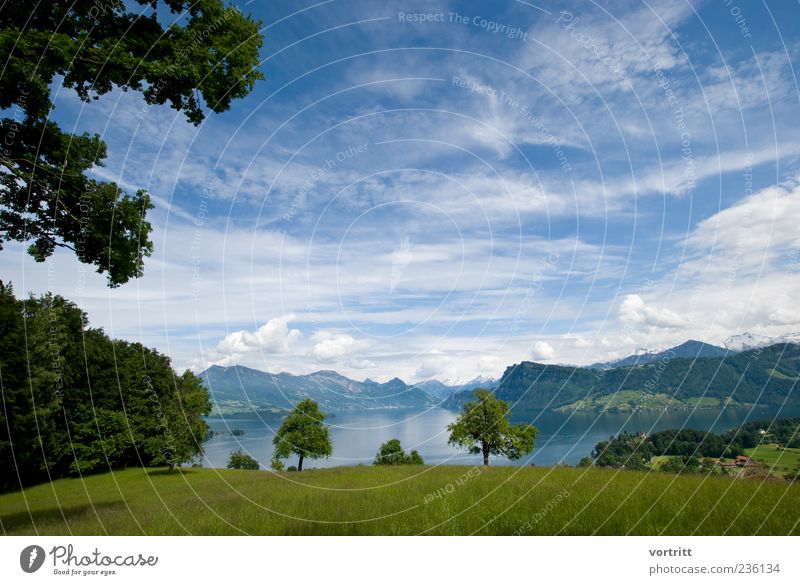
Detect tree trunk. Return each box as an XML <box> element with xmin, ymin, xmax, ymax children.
<box><xmin>482</xmin><ymin>442</ymin><xmax>490</xmax><ymax>466</ymax></box>
<box><xmin>298</xmin><ymin>453</ymin><xmax>304</xmax><ymax>471</ymax></box>
<box><xmin>168</xmin><ymin>462</ymin><xmax>175</xmax><ymax>473</ymax></box>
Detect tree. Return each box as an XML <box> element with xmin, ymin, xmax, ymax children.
<box><xmin>447</xmin><ymin>389</ymin><xmax>538</xmax><ymax>466</ymax></box>
<box><xmin>590</xmin><ymin>432</ymin><xmax>653</xmax><ymax>470</ymax></box>
<box><xmin>143</xmin><ymin>370</ymin><xmax>212</xmax><ymax>472</ymax></box>
<box><xmin>0</xmin><ymin>282</ymin><xmax>211</xmax><ymax>490</ymax></box>
<box><xmin>373</xmin><ymin>438</ymin><xmax>425</xmax><ymax>466</ymax></box>
<box><xmin>227</xmin><ymin>449</ymin><xmax>259</xmax><ymax>470</ymax></box>
<box><xmin>1</xmin><ymin>1</ymin><xmax>264</xmax><ymax>286</ymax></box>
<box><xmin>271</xmin><ymin>399</ymin><xmax>332</xmax><ymax>471</ymax></box>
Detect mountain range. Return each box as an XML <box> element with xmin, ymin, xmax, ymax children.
<box><xmin>199</xmin><ymin>365</ymin><xmax>497</xmax><ymax>415</ymax></box>
<box><xmin>443</xmin><ymin>343</ymin><xmax>800</xmax><ymax>413</ymax></box>
<box><xmin>588</xmin><ymin>339</ymin><xmax>731</xmax><ymax>369</ymax></box>
<box><xmin>200</xmin><ymin>336</ymin><xmax>800</xmax><ymax>415</ymax></box>
<box><xmin>722</xmin><ymin>332</ymin><xmax>800</xmax><ymax>351</ymax></box>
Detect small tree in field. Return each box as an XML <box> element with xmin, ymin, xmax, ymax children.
<box><xmin>271</xmin><ymin>399</ymin><xmax>332</xmax><ymax>471</ymax></box>
<box><xmin>227</xmin><ymin>449</ymin><xmax>259</xmax><ymax>470</ymax></box>
<box><xmin>447</xmin><ymin>389</ymin><xmax>538</xmax><ymax>466</ymax></box>
<box><xmin>373</xmin><ymin>438</ymin><xmax>425</xmax><ymax>465</ymax></box>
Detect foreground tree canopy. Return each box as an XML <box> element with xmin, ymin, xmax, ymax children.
<box><xmin>271</xmin><ymin>399</ymin><xmax>332</xmax><ymax>472</ymax></box>
<box><xmin>447</xmin><ymin>389</ymin><xmax>538</xmax><ymax>466</ymax></box>
<box><xmin>0</xmin><ymin>0</ymin><xmax>264</xmax><ymax>286</ymax></box>
<box><xmin>0</xmin><ymin>282</ymin><xmax>211</xmax><ymax>491</ymax></box>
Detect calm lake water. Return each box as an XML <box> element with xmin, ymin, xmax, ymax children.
<box><xmin>202</xmin><ymin>405</ymin><xmax>800</xmax><ymax>470</ymax></box>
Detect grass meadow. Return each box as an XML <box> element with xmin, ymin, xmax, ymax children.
<box><xmin>1</xmin><ymin>465</ymin><xmax>799</xmax><ymax>536</ymax></box>
<box><xmin>744</xmin><ymin>445</ymin><xmax>800</xmax><ymax>478</ymax></box>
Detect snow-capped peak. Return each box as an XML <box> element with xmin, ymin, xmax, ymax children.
<box><xmin>724</xmin><ymin>332</ymin><xmax>800</xmax><ymax>351</ymax></box>
<box><xmin>631</xmin><ymin>347</ymin><xmax>659</xmax><ymax>356</ymax></box>
<box><xmin>440</xmin><ymin>374</ymin><xmax>498</xmax><ymax>387</ymax></box>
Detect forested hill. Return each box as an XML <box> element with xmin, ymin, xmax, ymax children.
<box><xmin>443</xmin><ymin>343</ymin><xmax>800</xmax><ymax>412</ymax></box>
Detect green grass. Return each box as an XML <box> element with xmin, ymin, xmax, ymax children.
<box><xmin>767</xmin><ymin>368</ymin><xmax>799</xmax><ymax>381</ymax></box>
<box><xmin>745</xmin><ymin>445</ymin><xmax>800</xmax><ymax>478</ymax></box>
<box><xmin>2</xmin><ymin>465</ymin><xmax>800</xmax><ymax>535</ymax></box>
<box><xmin>648</xmin><ymin>455</ymin><xmax>676</xmax><ymax>470</ymax></box>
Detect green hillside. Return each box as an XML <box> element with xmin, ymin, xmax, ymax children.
<box><xmin>2</xmin><ymin>465</ymin><xmax>799</xmax><ymax>535</ymax></box>
<box><xmin>445</xmin><ymin>343</ymin><xmax>800</xmax><ymax>412</ymax></box>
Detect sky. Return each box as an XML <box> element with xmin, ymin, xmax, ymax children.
<box><xmin>3</xmin><ymin>0</ymin><xmax>800</xmax><ymax>383</ymax></box>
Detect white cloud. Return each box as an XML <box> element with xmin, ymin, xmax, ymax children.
<box><xmin>531</xmin><ymin>340</ymin><xmax>555</xmax><ymax>360</ymax></box>
<box><xmin>346</xmin><ymin>358</ymin><xmax>376</xmax><ymax>370</ymax></box>
<box><xmin>311</xmin><ymin>331</ymin><xmax>361</xmax><ymax>362</ymax></box>
<box><xmin>618</xmin><ymin>294</ymin><xmax>686</xmax><ymax>330</ymax></box>
<box><xmin>216</xmin><ymin>315</ymin><xmax>301</xmax><ymax>355</ymax></box>
<box><xmin>685</xmin><ymin>178</ymin><xmax>800</xmax><ymax>272</ymax></box>
<box><xmin>415</xmin><ymin>353</ymin><xmax>450</xmax><ymax>379</ymax></box>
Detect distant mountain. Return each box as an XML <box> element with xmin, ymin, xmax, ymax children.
<box><xmin>452</xmin><ymin>376</ymin><xmax>499</xmax><ymax>392</ymax></box>
<box><xmin>589</xmin><ymin>340</ymin><xmax>730</xmax><ymax>369</ymax></box>
<box><xmin>724</xmin><ymin>332</ymin><xmax>800</xmax><ymax>352</ymax></box>
<box><xmin>443</xmin><ymin>343</ymin><xmax>800</xmax><ymax>413</ymax></box>
<box><xmin>409</xmin><ymin>379</ymin><xmax>453</xmax><ymax>399</ymax></box>
<box><xmin>412</xmin><ymin>376</ymin><xmax>499</xmax><ymax>399</ymax></box>
<box><xmin>200</xmin><ymin>366</ymin><xmax>436</xmax><ymax>414</ymax></box>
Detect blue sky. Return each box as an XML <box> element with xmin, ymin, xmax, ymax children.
<box><xmin>4</xmin><ymin>0</ymin><xmax>800</xmax><ymax>382</ymax></box>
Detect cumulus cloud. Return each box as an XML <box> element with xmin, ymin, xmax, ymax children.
<box><xmin>346</xmin><ymin>358</ymin><xmax>376</xmax><ymax>370</ymax></box>
<box><xmin>618</xmin><ymin>295</ymin><xmax>686</xmax><ymax>329</ymax></box>
<box><xmin>415</xmin><ymin>353</ymin><xmax>450</xmax><ymax>379</ymax></box>
<box><xmin>531</xmin><ymin>341</ymin><xmax>555</xmax><ymax>360</ymax></box>
<box><xmin>311</xmin><ymin>331</ymin><xmax>361</xmax><ymax>362</ymax></box>
<box><xmin>571</xmin><ymin>337</ymin><xmax>591</xmax><ymax>349</ymax></box>
<box><xmin>216</xmin><ymin>315</ymin><xmax>302</xmax><ymax>355</ymax></box>
<box><xmin>685</xmin><ymin>179</ymin><xmax>800</xmax><ymax>272</ymax></box>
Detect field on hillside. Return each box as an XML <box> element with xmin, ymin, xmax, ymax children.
<box><xmin>745</xmin><ymin>445</ymin><xmax>800</xmax><ymax>478</ymax></box>
<box><xmin>2</xmin><ymin>466</ymin><xmax>799</xmax><ymax>536</ymax></box>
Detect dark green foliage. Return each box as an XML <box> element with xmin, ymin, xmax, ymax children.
<box><xmin>1</xmin><ymin>1</ymin><xmax>264</xmax><ymax>285</ymax></box>
<box><xmin>373</xmin><ymin>438</ymin><xmax>424</xmax><ymax>465</ymax></box>
<box><xmin>227</xmin><ymin>449</ymin><xmax>259</xmax><ymax>470</ymax></box>
<box><xmin>271</xmin><ymin>399</ymin><xmax>332</xmax><ymax>471</ymax></box>
<box><xmin>725</xmin><ymin>417</ymin><xmax>800</xmax><ymax>449</ymax></box>
<box><xmin>445</xmin><ymin>344</ymin><xmax>800</xmax><ymax>411</ymax></box>
<box><xmin>649</xmin><ymin>429</ymin><xmax>742</xmax><ymax>458</ymax></box>
<box><xmin>0</xmin><ymin>283</ymin><xmax>211</xmax><ymax>491</ymax></box>
<box><xmin>659</xmin><ymin>455</ymin><xmax>718</xmax><ymax>475</ymax></box>
<box><xmin>591</xmin><ymin>432</ymin><xmax>654</xmax><ymax>470</ymax></box>
<box><xmin>588</xmin><ymin>419</ymin><xmax>800</xmax><ymax>472</ymax></box>
<box><xmin>447</xmin><ymin>389</ymin><xmax>538</xmax><ymax>466</ymax></box>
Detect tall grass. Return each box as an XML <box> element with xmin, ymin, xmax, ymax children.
<box><xmin>1</xmin><ymin>465</ymin><xmax>798</xmax><ymax>535</ymax></box>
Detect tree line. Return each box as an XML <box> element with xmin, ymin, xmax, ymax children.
<box><xmin>582</xmin><ymin>418</ymin><xmax>800</xmax><ymax>472</ymax></box>
<box><xmin>0</xmin><ymin>283</ymin><xmax>210</xmax><ymax>491</ymax></box>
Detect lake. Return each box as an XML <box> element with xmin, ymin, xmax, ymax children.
<box><xmin>202</xmin><ymin>405</ymin><xmax>800</xmax><ymax>470</ymax></box>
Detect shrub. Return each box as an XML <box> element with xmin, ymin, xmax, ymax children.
<box><xmin>227</xmin><ymin>449</ymin><xmax>259</xmax><ymax>470</ymax></box>
<box><xmin>374</xmin><ymin>439</ymin><xmax>425</xmax><ymax>465</ymax></box>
